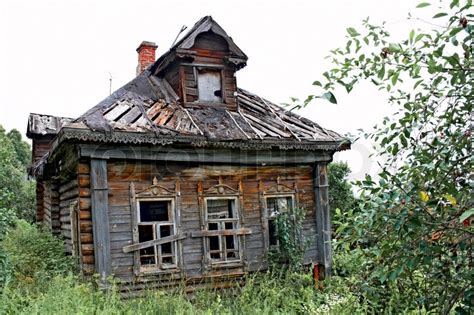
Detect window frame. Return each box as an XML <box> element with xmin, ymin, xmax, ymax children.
<box><xmin>127</xmin><ymin>178</ymin><xmax>183</xmax><ymax>276</ymax></box>
<box><xmin>181</xmin><ymin>63</ymin><xmax>227</xmax><ymax>107</ymax></box>
<box><xmin>259</xmin><ymin>178</ymin><xmax>299</xmax><ymax>257</ymax></box>
<box><xmin>136</xmin><ymin>197</ymin><xmax>178</xmax><ymax>271</ymax></box>
<box><xmin>203</xmin><ymin>196</ymin><xmax>241</xmax><ymax>265</ymax></box>
<box><xmin>264</xmin><ymin>194</ymin><xmax>296</xmax><ymax>248</ymax></box>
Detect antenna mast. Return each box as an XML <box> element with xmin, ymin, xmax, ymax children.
<box><xmin>171</xmin><ymin>25</ymin><xmax>188</xmax><ymax>47</ymax></box>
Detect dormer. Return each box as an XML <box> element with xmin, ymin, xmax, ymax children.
<box><xmin>150</xmin><ymin>16</ymin><xmax>247</xmax><ymax>111</ymax></box>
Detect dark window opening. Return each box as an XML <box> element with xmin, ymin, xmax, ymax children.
<box><xmin>140</xmin><ymin>200</ymin><xmax>170</xmax><ymax>222</ymax></box>
<box><xmin>268</xmin><ymin>220</ymin><xmax>278</xmax><ymax>246</ymax></box>
<box><xmin>137</xmin><ymin>199</ymin><xmax>177</xmax><ymax>270</ymax></box>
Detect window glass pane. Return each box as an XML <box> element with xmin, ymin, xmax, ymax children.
<box><xmin>197</xmin><ymin>69</ymin><xmax>222</xmax><ymax>102</ymax></box>
<box><xmin>140</xmin><ymin>200</ymin><xmax>170</xmax><ymax>222</ymax></box>
<box><xmin>224</xmin><ymin>222</ymin><xmax>234</xmax><ymax>230</ymax></box>
<box><xmin>225</xmin><ymin>235</ymin><xmax>235</xmax><ymax>250</ymax></box>
<box><xmin>207</xmin><ymin>199</ymin><xmax>234</xmax><ymax>219</ymax></box>
<box><xmin>268</xmin><ymin>219</ymin><xmax>278</xmax><ymax>246</ymax></box>
<box><xmin>209</xmin><ymin>236</ymin><xmax>220</xmax><ymax>251</ymax></box>
<box><xmin>208</xmin><ymin>222</ymin><xmax>219</xmax><ymax>230</ymax></box>
<box><xmin>160</xmin><ymin>225</ymin><xmax>173</xmax><ymax>255</ymax></box>
<box><xmin>267</xmin><ymin>197</ymin><xmax>292</xmax><ymax>216</ymax></box>
<box><xmin>138</xmin><ymin>225</ymin><xmax>156</xmax><ymax>265</ymax></box>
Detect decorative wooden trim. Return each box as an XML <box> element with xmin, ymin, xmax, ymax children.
<box><xmin>203</xmin><ymin>177</ymin><xmax>240</xmax><ymax>196</ymax></box>
<box><xmin>263</xmin><ymin>176</ymin><xmax>297</xmax><ymax>196</ymax></box>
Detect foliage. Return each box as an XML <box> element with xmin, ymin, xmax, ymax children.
<box><xmin>0</xmin><ymin>126</ymin><xmax>35</xmax><ymax>223</ymax></box>
<box><xmin>1</xmin><ymin>220</ymin><xmax>74</xmax><ymax>289</ymax></box>
<box><xmin>328</xmin><ymin>162</ymin><xmax>355</xmax><ymax>216</ymax></box>
<box><xmin>1</xmin><ymin>266</ymin><xmax>367</xmax><ymax>315</ymax></box>
<box><xmin>272</xmin><ymin>206</ymin><xmax>309</xmax><ymax>269</ymax></box>
<box><xmin>306</xmin><ymin>0</ymin><xmax>473</xmax><ymax>312</ymax></box>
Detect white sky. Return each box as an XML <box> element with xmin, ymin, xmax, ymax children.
<box><xmin>0</xmin><ymin>0</ymin><xmax>428</xmax><ymax>180</ymax></box>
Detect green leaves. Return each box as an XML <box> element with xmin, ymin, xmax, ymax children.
<box><xmin>308</xmin><ymin>1</ymin><xmax>473</xmax><ymax>312</ymax></box>
<box><xmin>432</xmin><ymin>12</ymin><xmax>448</xmax><ymax>18</ymax></box>
<box><xmin>321</xmin><ymin>91</ymin><xmax>338</xmax><ymax>104</ymax></box>
<box><xmin>346</xmin><ymin>27</ymin><xmax>360</xmax><ymax>37</ymax></box>
<box><xmin>459</xmin><ymin>209</ymin><xmax>474</xmax><ymax>222</ymax></box>
<box><xmin>416</xmin><ymin>2</ymin><xmax>431</xmax><ymax>8</ymax></box>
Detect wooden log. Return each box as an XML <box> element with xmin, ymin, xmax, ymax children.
<box><xmin>79</xmin><ymin>198</ymin><xmax>91</xmax><ymax>210</ymax></box>
<box><xmin>60</xmin><ymin>188</ymin><xmax>79</xmax><ymax>201</ymax></box>
<box><xmin>78</xmin><ymin>175</ymin><xmax>90</xmax><ymax>188</ymax></box>
<box><xmin>80</xmin><ymin>234</ymin><xmax>94</xmax><ymax>244</ymax></box>
<box><xmin>59</xmin><ymin>179</ymin><xmax>78</xmax><ymax>194</ymax></box>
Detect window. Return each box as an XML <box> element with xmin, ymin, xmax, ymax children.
<box><xmin>205</xmin><ymin>197</ymin><xmax>240</xmax><ymax>262</ymax></box>
<box><xmin>266</xmin><ymin>196</ymin><xmax>294</xmax><ymax>246</ymax></box>
<box><xmin>197</xmin><ymin>68</ymin><xmax>222</xmax><ymax>102</ymax></box>
<box><xmin>137</xmin><ymin>199</ymin><xmax>177</xmax><ymax>269</ymax></box>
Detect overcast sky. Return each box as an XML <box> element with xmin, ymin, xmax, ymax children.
<box><xmin>0</xmin><ymin>0</ymin><xmax>428</xmax><ymax>180</ymax></box>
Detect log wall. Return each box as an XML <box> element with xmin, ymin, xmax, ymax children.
<box><xmin>59</xmin><ymin>177</ymin><xmax>78</xmax><ymax>254</ymax></box>
<box><xmin>78</xmin><ymin>160</ymin><xmax>94</xmax><ymax>274</ymax></box>
<box><xmin>105</xmin><ymin>160</ymin><xmax>317</xmax><ymax>287</ymax></box>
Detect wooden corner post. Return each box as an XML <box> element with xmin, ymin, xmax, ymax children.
<box><xmin>90</xmin><ymin>158</ymin><xmax>111</xmax><ymax>285</ymax></box>
<box><xmin>313</xmin><ymin>162</ymin><xmax>332</xmax><ymax>279</ymax></box>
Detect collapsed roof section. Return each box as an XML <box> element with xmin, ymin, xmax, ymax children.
<box><xmin>26</xmin><ymin>15</ymin><xmax>349</xmax><ymax>161</ymax></box>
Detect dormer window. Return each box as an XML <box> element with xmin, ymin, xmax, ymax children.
<box><xmin>197</xmin><ymin>68</ymin><xmax>222</xmax><ymax>103</ymax></box>
<box><xmin>181</xmin><ymin>64</ymin><xmax>226</xmax><ymax>106</ymax></box>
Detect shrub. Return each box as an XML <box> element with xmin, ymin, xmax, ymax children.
<box><xmin>272</xmin><ymin>207</ymin><xmax>309</xmax><ymax>269</ymax></box>
<box><xmin>1</xmin><ymin>220</ymin><xmax>74</xmax><ymax>286</ymax></box>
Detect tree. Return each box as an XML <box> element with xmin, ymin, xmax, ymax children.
<box><xmin>328</xmin><ymin>162</ymin><xmax>355</xmax><ymax>215</ymax></box>
<box><xmin>0</xmin><ymin>126</ymin><xmax>35</xmax><ymax>224</ymax></box>
<box><xmin>306</xmin><ymin>0</ymin><xmax>472</xmax><ymax>312</ymax></box>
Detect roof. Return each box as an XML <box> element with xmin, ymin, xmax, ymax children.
<box><xmin>152</xmin><ymin>16</ymin><xmax>248</xmax><ymax>74</ymax></box>
<box><xmin>27</xmin><ymin>16</ymin><xmax>349</xmax><ymax>153</ymax></box>
<box><xmin>27</xmin><ymin>113</ymin><xmax>73</xmax><ymax>138</ymax></box>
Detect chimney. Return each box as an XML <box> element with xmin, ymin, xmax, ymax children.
<box><xmin>136</xmin><ymin>41</ymin><xmax>158</xmax><ymax>76</ymax></box>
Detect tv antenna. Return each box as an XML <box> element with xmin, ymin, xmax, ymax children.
<box><xmin>108</xmin><ymin>72</ymin><xmax>113</xmax><ymax>95</ymax></box>
<box><xmin>171</xmin><ymin>25</ymin><xmax>188</xmax><ymax>47</ymax></box>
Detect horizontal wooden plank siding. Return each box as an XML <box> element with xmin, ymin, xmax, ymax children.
<box><xmin>106</xmin><ymin>160</ymin><xmax>317</xmax><ymax>288</ymax></box>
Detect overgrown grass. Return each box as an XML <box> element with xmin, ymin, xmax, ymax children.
<box><xmin>0</xmin><ymin>220</ymin><xmax>370</xmax><ymax>314</ymax></box>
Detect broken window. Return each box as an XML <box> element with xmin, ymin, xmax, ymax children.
<box><xmin>197</xmin><ymin>68</ymin><xmax>222</xmax><ymax>102</ymax></box>
<box><xmin>204</xmin><ymin>197</ymin><xmax>240</xmax><ymax>262</ymax></box>
<box><xmin>137</xmin><ymin>199</ymin><xmax>177</xmax><ymax>269</ymax></box>
<box><xmin>266</xmin><ymin>196</ymin><xmax>294</xmax><ymax>246</ymax></box>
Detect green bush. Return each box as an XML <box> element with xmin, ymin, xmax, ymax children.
<box><xmin>1</xmin><ymin>220</ymin><xmax>74</xmax><ymax>286</ymax></box>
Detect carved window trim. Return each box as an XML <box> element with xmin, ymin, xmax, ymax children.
<box><xmin>195</xmin><ymin>178</ymin><xmax>249</xmax><ymax>270</ymax></box>
<box><xmin>125</xmin><ymin>177</ymin><xmax>184</xmax><ymax>276</ymax></box>
<box><xmin>259</xmin><ymin>177</ymin><xmax>299</xmax><ymax>257</ymax></box>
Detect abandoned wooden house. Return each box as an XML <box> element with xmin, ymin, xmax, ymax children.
<box><xmin>27</xmin><ymin>16</ymin><xmax>350</xmax><ymax>290</ymax></box>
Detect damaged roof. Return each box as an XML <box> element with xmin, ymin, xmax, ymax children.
<box><xmin>27</xmin><ymin>16</ymin><xmax>349</xmax><ymax>153</ymax></box>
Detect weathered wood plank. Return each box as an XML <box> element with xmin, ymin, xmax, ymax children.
<box><xmin>122</xmin><ymin>234</ymin><xmax>188</xmax><ymax>253</ymax></box>
<box><xmin>90</xmin><ymin>159</ymin><xmax>112</xmax><ymax>283</ymax></box>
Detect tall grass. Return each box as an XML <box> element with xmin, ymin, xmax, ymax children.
<box><xmin>0</xmin><ymin>221</ymin><xmax>368</xmax><ymax>314</ymax></box>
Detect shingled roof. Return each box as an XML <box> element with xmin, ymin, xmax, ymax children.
<box><xmin>27</xmin><ymin>16</ymin><xmax>349</xmax><ymax>153</ymax></box>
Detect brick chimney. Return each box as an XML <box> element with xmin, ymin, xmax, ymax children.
<box><xmin>136</xmin><ymin>41</ymin><xmax>158</xmax><ymax>76</ymax></box>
